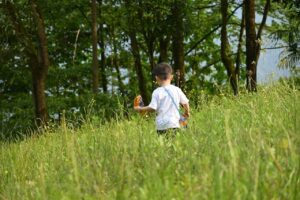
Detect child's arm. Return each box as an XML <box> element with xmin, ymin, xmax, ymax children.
<box><xmin>181</xmin><ymin>103</ymin><xmax>190</xmax><ymax>117</ymax></box>
<box><xmin>134</xmin><ymin>94</ymin><xmax>156</xmax><ymax>114</ymax></box>
<box><xmin>134</xmin><ymin>106</ymin><xmax>155</xmax><ymax>113</ymax></box>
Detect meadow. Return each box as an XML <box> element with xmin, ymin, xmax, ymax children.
<box><xmin>0</xmin><ymin>83</ymin><xmax>299</xmax><ymax>200</ymax></box>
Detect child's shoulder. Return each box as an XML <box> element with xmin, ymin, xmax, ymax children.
<box><xmin>170</xmin><ymin>84</ymin><xmax>180</xmax><ymax>89</ymax></box>
<box><xmin>151</xmin><ymin>87</ymin><xmax>163</xmax><ymax>96</ymax></box>
<box><xmin>168</xmin><ymin>84</ymin><xmax>182</xmax><ymax>91</ymax></box>
<box><xmin>152</xmin><ymin>85</ymin><xmax>180</xmax><ymax>94</ymax></box>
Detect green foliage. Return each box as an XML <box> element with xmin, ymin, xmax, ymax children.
<box><xmin>270</xmin><ymin>1</ymin><xmax>300</xmax><ymax>70</ymax></box>
<box><xmin>0</xmin><ymin>93</ymin><xmax>34</xmax><ymax>140</ymax></box>
<box><xmin>0</xmin><ymin>91</ymin><xmax>127</xmax><ymax>140</ymax></box>
<box><xmin>0</xmin><ymin>84</ymin><xmax>299</xmax><ymax>199</ymax></box>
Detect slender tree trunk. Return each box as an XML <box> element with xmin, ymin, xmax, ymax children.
<box><xmin>235</xmin><ymin>2</ymin><xmax>245</xmax><ymax>80</ymax></box>
<box><xmin>148</xmin><ymin>41</ymin><xmax>155</xmax><ymax>90</ymax></box>
<box><xmin>111</xmin><ymin>27</ymin><xmax>125</xmax><ymax>95</ymax></box>
<box><xmin>91</xmin><ymin>0</ymin><xmax>99</xmax><ymax>93</ymax></box>
<box><xmin>114</xmin><ymin>57</ymin><xmax>125</xmax><ymax>96</ymax></box>
<box><xmin>113</xmin><ymin>53</ymin><xmax>129</xmax><ymax>118</ymax></box>
<box><xmin>136</xmin><ymin>4</ymin><xmax>156</xmax><ymax>90</ymax></box>
<box><xmin>220</xmin><ymin>0</ymin><xmax>238</xmax><ymax>95</ymax></box>
<box><xmin>245</xmin><ymin>0</ymin><xmax>257</xmax><ymax>91</ymax></box>
<box><xmin>124</xmin><ymin>0</ymin><xmax>149</xmax><ymax>104</ymax></box>
<box><xmin>255</xmin><ymin>0</ymin><xmax>271</xmax><ymax>64</ymax></box>
<box><xmin>98</xmin><ymin>0</ymin><xmax>108</xmax><ymax>93</ymax></box>
<box><xmin>171</xmin><ymin>0</ymin><xmax>185</xmax><ymax>88</ymax></box>
<box><xmin>148</xmin><ymin>44</ymin><xmax>155</xmax><ymax>74</ymax></box>
<box><xmin>156</xmin><ymin>9</ymin><xmax>170</xmax><ymax>63</ymax></box>
<box><xmin>159</xmin><ymin>36</ymin><xmax>170</xmax><ymax>63</ymax></box>
<box><xmin>129</xmin><ymin>31</ymin><xmax>150</xmax><ymax>104</ymax></box>
<box><xmin>142</xmin><ymin>34</ymin><xmax>156</xmax><ymax>90</ymax></box>
<box><xmin>99</xmin><ymin>22</ymin><xmax>108</xmax><ymax>93</ymax></box>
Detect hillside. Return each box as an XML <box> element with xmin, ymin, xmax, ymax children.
<box><xmin>0</xmin><ymin>84</ymin><xmax>299</xmax><ymax>200</ymax></box>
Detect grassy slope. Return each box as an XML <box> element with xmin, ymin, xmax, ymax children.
<box><xmin>0</xmin><ymin>84</ymin><xmax>299</xmax><ymax>200</ymax></box>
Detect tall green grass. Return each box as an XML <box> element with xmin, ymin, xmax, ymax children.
<box><xmin>0</xmin><ymin>84</ymin><xmax>299</xmax><ymax>199</ymax></box>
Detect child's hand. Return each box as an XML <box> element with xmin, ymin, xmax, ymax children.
<box><xmin>182</xmin><ymin>103</ymin><xmax>190</xmax><ymax>118</ymax></box>
<box><xmin>134</xmin><ymin>106</ymin><xmax>141</xmax><ymax>112</ymax></box>
<box><xmin>185</xmin><ymin>112</ymin><xmax>190</xmax><ymax>118</ymax></box>
<box><xmin>183</xmin><ymin>112</ymin><xmax>190</xmax><ymax>118</ymax></box>
<box><xmin>134</xmin><ymin>95</ymin><xmax>144</xmax><ymax>107</ymax></box>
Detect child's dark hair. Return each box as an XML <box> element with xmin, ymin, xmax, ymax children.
<box><xmin>153</xmin><ymin>62</ymin><xmax>173</xmax><ymax>80</ymax></box>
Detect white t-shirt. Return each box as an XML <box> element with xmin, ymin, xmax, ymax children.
<box><xmin>148</xmin><ymin>84</ymin><xmax>189</xmax><ymax>130</ymax></box>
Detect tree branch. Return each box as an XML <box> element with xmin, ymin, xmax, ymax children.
<box><xmin>257</xmin><ymin>0</ymin><xmax>271</xmax><ymax>40</ymax></box>
<box><xmin>194</xmin><ymin>4</ymin><xmax>220</xmax><ymax>10</ymax></box>
<box><xmin>3</xmin><ymin>1</ymin><xmax>36</xmax><ymax>58</ymax></box>
<box><xmin>261</xmin><ymin>46</ymin><xmax>289</xmax><ymax>50</ymax></box>
<box><xmin>255</xmin><ymin>0</ymin><xmax>271</xmax><ymax>64</ymax></box>
<box><xmin>185</xmin><ymin>2</ymin><xmax>243</xmax><ymax>56</ymax></box>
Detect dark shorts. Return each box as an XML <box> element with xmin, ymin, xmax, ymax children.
<box><xmin>157</xmin><ymin>128</ymin><xmax>179</xmax><ymax>137</ymax></box>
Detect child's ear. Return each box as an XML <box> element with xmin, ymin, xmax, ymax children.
<box><xmin>155</xmin><ymin>76</ymin><xmax>160</xmax><ymax>84</ymax></box>
<box><xmin>170</xmin><ymin>75</ymin><xmax>174</xmax><ymax>80</ymax></box>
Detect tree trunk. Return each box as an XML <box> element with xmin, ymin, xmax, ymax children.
<box><xmin>171</xmin><ymin>0</ymin><xmax>185</xmax><ymax>88</ymax></box>
<box><xmin>129</xmin><ymin>31</ymin><xmax>150</xmax><ymax>104</ymax></box>
<box><xmin>30</xmin><ymin>57</ymin><xmax>48</xmax><ymax>125</ymax></box>
<box><xmin>111</xmin><ymin>27</ymin><xmax>125</xmax><ymax>96</ymax></box>
<box><xmin>136</xmin><ymin>4</ymin><xmax>156</xmax><ymax>90</ymax></box>
<box><xmin>99</xmin><ymin>22</ymin><xmax>108</xmax><ymax>93</ymax></box>
<box><xmin>235</xmin><ymin>2</ymin><xmax>245</xmax><ymax>80</ymax></box>
<box><xmin>159</xmin><ymin>36</ymin><xmax>170</xmax><ymax>63</ymax></box>
<box><xmin>142</xmin><ymin>34</ymin><xmax>155</xmax><ymax>90</ymax></box>
<box><xmin>220</xmin><ymin>0</ymin><xmax>238</xmax><ymax>95</ymax></box>
<box><xmin>91</xmin><ymin>0</ymin><xmax>99</xmax><ymax>93</ymax></box>
<box><xmin>29</xmin><ymin>0</ymin><xmax>50</xmax><ymax>125</ymax></box>
<box><xmin>255</xmin><ymin>0</ymin><xmax>271</xmax><ymax>65</ymax></box>
<box><xmin>124</xmin><ymin>0</ymin><xmax>149</xmax><ymax>104</ymax></box>
<box><xmin>245</xmin><ymin>0</ymin><xmax>257</xmax><ymax>92</ymax></box>
<box><xmin>148</xmin><ymin>44</ymin><xmax>155</xmax><ymax>75</ymax></box>
<box><xmin>98</xmin><ymin>0</ymin><xmax>108</xmax><ymax>93</ymax></box>
<box><xmin>114</xmin><ymin>56</ymin><xmax>125</xmax><ymax>96</ymax></box>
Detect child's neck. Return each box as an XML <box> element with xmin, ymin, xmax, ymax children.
<box><xmin>159</xmin><ymin>80</ymin><xmax>171</xmax><ymax>87</ymax></box>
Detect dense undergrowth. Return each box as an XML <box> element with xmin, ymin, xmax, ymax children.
<box><xmin>0</xmin><ymin>83</ymin><xmax>299</xmax><ymax>199</ymax></box>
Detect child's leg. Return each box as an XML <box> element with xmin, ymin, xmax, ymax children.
<box><xmin>157</xmin><ymin>128</ymin><xmax>179</xmax><ymax>138</ymax></box>
<box><xmin>157</xmin><ymin>129</ymin><xmax>167</xmax><ymax>136</ymax></box>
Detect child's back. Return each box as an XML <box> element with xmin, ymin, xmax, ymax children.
<box><xmin>148</xmin><ymin>84</ymin><xmax>188</xmax><ymax>130</ymax></box>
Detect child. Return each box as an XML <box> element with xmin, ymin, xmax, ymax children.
<box><xmin>134</xmin><ymin>62</ymin><xmax>190</xmax><ymax>135</ymax></box>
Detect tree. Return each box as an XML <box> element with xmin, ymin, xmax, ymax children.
<box><xmin>245</xmin><ymin>0</ymin><xmax>257</xmax><ymax>91</ymax></box>
<box><xmin>235</xmin><ymin>2</ymin><xmax>245</xmax><ymax>81</ymax></box>
<box><xmin>123</xmin><ymin>0</ymin><xmax>150</xmax><ymax>104</ymax></box>
<box><xmin>245</xmin><ymin>0</ymin><xmax>271</xmax><ymax>92</ymax></box>
<box><xmin>171</xmin><ymin>0</ymin><xmax>185</xmax><ymax>88</ymax></box>
<box><xmin>92</xmin><ymin>0</ymin><xmax>99</xmax><ymax>93</ymax></box>
<box><xmin>220</xmin><ymin>0</ymin><xmax>239</xmax><ymax>95</ymax></box>
<box><xmin>98</xmin><ymin>0</ymin><xmax>108</xmax><ymax>93</ymax></box>
<box><xmin>3</xmin><ymin>0</ymin><xmax>50</xmax><ymax>125</ymax></box>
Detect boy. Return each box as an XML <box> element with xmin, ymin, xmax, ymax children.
<box><xmin>134</xmin><ymin>62</ymin><xmax>190</xmax><ymax>135</ymax></box>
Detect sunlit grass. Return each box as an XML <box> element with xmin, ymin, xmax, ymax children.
<box><xmin>0</xmin><ymin>83</ymin><xmax>299</xmax><ymax>199</ymax></box>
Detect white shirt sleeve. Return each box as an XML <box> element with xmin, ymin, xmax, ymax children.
<box><xmin>148</xmin><ymin>91</ymin><xmax>158</xmax><ymax>110</ymax></box>
<box><xmin>178</xmin><ymin>88</ymin><xmax>189</xmax><ymax>104</ymax></box>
